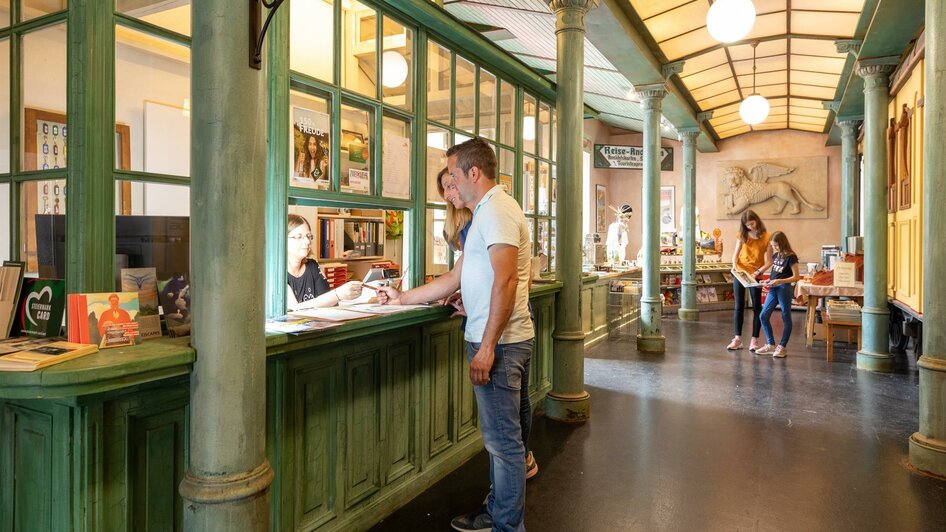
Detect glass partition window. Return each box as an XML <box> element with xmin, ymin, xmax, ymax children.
<box><xmin>498</xmin><ymin>147</ymin><xmax>514</xmax><ymax>196</ymax></box>
<box><xmin>113</xmin><ymin>180</ymin><xmax>190</xmax><ymax>286</ymax></box>
<box><xmin>538</xmin><ymin>161</ymin><xmax>549</xmax><ymax>216</ymax></box>
<box><xmin>22</xmin><ymin>23</ymin><xmax>67</xmax><ymax>172</ymax></box>
<box><xmin>23</xmin><ymin>0</ymin><xmax>65</xmax><ymax>21</ymax></box>
<box><xmin>522</xmin><ymin>158</ymin><xmax>534</xmax><ymax>214</ymax></box>
<box><xmin>522</xmin><ymin>93</ymin><xmax>536</xmax><ymax>155</ymax></box>
<box><xmin>0</xmin><ymin>38</ymin><xmax>9</xmax><ymax>174</ymax></box>
<box><xmin>382</xmin><ymin>114</ymin><xmax>411</xmax><ymax>199</ymax></box>
<box><xmin>340</xmin><ymin>103</ymin><xmax>372</xmax><ymax>195</ymax></box>
<box><xmin>0</xmin><ymin>183</ymin><xmax>8</xmax><ymax>262</ymax></box>
<box><xmin>478</xmin><ymin>69</ymin><xmax>496</xmax><ymax>140</ymax></box>
<box><xmin>342</xmin><ymin>0</ymin><xmax>378</xmax><ymax>98</ymax></box>
<box><xmin>426</xmin><ymin>124</ymin><xmax>449</xmax><ymax>203</ymax></box>
<box><xmin>20</xmin><ymin>180</ymin><xmax>65</xmax><ymax>276</ymax></box>
<box><xmin>0</xmin><ymin>1</ymin><xmax>9</xmax><ymax>27</ymax></box>
<box><xmin>550</xmin><ymin>108</ymin><xmax>557</xmax><ymax>161</ymax></box>
<box><xmin>455</xmin><ymin>55</ymin><xmax>475</xmax><ymax>133</ymax></box>
<box><xmin>290</xmin><ymin>0</ymin><xmax>333</xmax><ymax>82</ymax></box>
<box><xmin>290</xmin><ymin>90</ymin><xmax>332</xmax><ymax>191</ymax></box>
<box><xmin>115</xmin><ymin>25</ymin><xmax>191</xmax><ymax>176</ymax></box>
<box><xmin>538</xmin><ymin>102</ymin><xmax>550</xmax><ymax>160</ymax></box>
<box><xmin>381</xmin><ymin>16</ymin><xmax>412</xmax><ymax>111</ymax></box>
<box><xmin>116</xmin><ymin>0</ymin><xmax>192</xmax><ymax>36</ymax></box>
<box><xmin>499</xmin><ymin>79</ymin><xmax>515</xmax><ymax>147</ymax></box>
<box><xmin>426</xmin><ymin>208</ymin><xmax>448</xmax><ymax>277</ymax></box>
<box><xmin>549</xmin><ymin>219</ymin><xmax>556</xmax><ymax>271</ymax></box>
<box><xmin>427</xmin><ymin>41</ymin><xmax>451</xmax><ymax>125</ymax></box>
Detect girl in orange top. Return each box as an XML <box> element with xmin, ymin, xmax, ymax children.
<box><xmin>727</xmin><ymin>210</ymin><xmax>773</xmax><ymax>351</ymax></box>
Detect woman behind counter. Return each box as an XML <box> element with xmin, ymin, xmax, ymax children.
<box><xmin>287</xmin><ymin>213</ymin><xmax>362</xmax><ymax>311</ymax></box>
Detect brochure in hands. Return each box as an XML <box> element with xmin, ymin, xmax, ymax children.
<box><xmin>731</xmin><ymin>268</ymin><xmax>762</xmax><ymax>288</ymax></box>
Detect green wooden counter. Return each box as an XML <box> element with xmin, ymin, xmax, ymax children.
<box><xmin>0</xmin><ymin>284</ymin><xmax>560</xmax><ymax>532</ymax></box>
<box><xmin>580</xmin><ymin>269</ymin><xmax>641</xmax><ymax>348</ymax></box>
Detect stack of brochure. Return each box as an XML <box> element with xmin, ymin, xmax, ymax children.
<box><xmin>825</xmin><ymin>299</ymin><xmax>861</xmax><ymax>322</ymax></box>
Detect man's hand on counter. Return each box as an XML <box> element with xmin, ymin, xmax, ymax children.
<box><xmin>445</xmin><ymin>291</ymin><xmax>466</xmax><ymax>317</ymax></box>
<box><xmin>376</xmin><ymin>286</ymin><xmax>402</xmax><ymax>305</ymax></box>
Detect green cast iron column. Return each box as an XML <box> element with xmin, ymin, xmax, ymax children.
<box><xmin>67</xmin><ymin>0</ymin><xmax>115</xmax><ymax>293</ymax></box>
<box><xmin>910</xmin><ymin>0</ymin><xmax>946</xmax><ymax>477</ymax></box>
<box><xmin>678</xmin><ymin>128</ymin><xmax>700</xmax><ymax>321</ymax></box>
<box><xmin>854</xmin><ymin>58</ymin><xmax>897</xmax><ymax>372</ymax></box>
<box><xmin>265</xmin><ymin>5</ymin><xmax>289</xmax><ymax>318</ymax></box>
<box><xmin>838</xmin><ymin>118</ymin><xmax>862</xmax><ymax>252</ymax></box>
<box><xmin>179</xmin><ymin>2</ymin><xmax>273</xmax><ymax>529</ymax></box>
<box><xmin>546</xmin><ymin>0</ymin><xmax>597</xmax><ymax>423</ymax></box>
<box><xmin>636</xmin><ymin>83</ymin><xmax>668</xmax><ymax>353</ymax></box>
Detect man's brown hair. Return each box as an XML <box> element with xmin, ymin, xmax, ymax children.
<box><xmin>446</xmin><ymin>137</ymin><xmax>496</xmax><ymax>180</ymax></box>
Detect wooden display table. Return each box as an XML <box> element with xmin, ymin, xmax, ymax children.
<box><xmin>822</xmin><ymin>317</ymin><xmax>862</xmax><ymax>361</ymax></box>
<box><xmin>796</xmin><ymin>281</ymin><xmax>864</xmax><ymax>347</ymax></box>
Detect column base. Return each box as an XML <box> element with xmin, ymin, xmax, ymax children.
<box><xmin>181</xmin><ymin>460</ymin><xmax>274</xmax><ymax>531</ymax></box>
<box><xmin>545</xmin><ymin>391</ymin><xmax>590</xmax><ymax>422</ymax></box>
<box><xmin>856</xmin><ymin>349</ymin><xmax>894</xmax><ymax>372</ymax></box>
<box><xmin>678</xmin><ymin>307</ymin><xmax>700</xmax><ymax>321</ymax></box>
<box><xmin>637</xmin><ymin>333</ymin><xmax>665</xmax><ymax>353</ymax></box>
<box><xmin>909</xmin><ymin>433</ymin><xmax>946</xmax><ymax>478</ymax></box>
<box><xmin>909</xmin><ymin>355</ymin><xmax>946</xmax><ymax>477</ymax></box>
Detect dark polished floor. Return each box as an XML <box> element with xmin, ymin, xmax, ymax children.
<box><xmin>371</xmin><ymin>311</ymin><xmax>946</xmax><ymax>531</ymax></box>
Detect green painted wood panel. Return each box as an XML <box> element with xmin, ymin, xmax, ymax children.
<box><xmin>289</xmin><ymin>358</ymin><xmax>338</xmax><ymax>530</ymax></box>
<box><xmin>592</xmin><ymin>285</ymin><xmax>609</xmax><ymax>332</ymax></box>
<box><xmin>381</xmin><ymin>341</ymin><xmax>416</xmax><ymax>485</ymax></box>
<box><xmin>534</xmin><ymin>296</ymin><xmax>555</xmax><ymax>390</ymax></box>
<box><xmin>9</xmin><ymin>404</ymin><xmax>53</xmax><ymax>532</ymax></box>
<box><xmin>457</xmin><ymin>351</ymin><xmax>477</xmax><ymax>441</ymax></box>
<box><xmin>424</xmin><ymin>323</ymin><xmax>455</xmax><ymax>460</ymax></box>
<box><xmin>344</xmin><ymin>349</ymin><xmax>381</xmax><ymax>508</ymax></box>
<box><xmin>581</xmin><ymin>287</ymin><xmax>593</xmax><ymax>335</ymax></box>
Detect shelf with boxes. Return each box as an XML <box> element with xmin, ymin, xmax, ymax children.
<box><xmin>659</xmin><ymin>263</ymin><xmax>735</xmax><ymax>312</ymax></box>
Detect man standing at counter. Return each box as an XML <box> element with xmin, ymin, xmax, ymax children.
<box><xmin>377</xmin><ymin>137</ymin><xmax>534</xmax><ymax>532</ymax></box>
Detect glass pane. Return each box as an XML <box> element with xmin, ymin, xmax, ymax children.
<box><xmin>23</xmin><ymin>0</ymin><xmax>65</xmax><ymax>21</ymax></box>
<box><xmin>538</xmin><ymin>161</ymin><xmax>549</xmax><ymax>216</ymax></box>
<box><xmin>426</xmin><ymin>208</ymin><xmax>448</xmax><ymax>277</ymax></box>
<box><xmin>455</xmin><ymin>56</ymin><xmax>475</xmax><ymax>133</ymax></box>
<box><xmin>527</xmin><ymin>217</ymin><xmax>534</xmax><ymax>255</ymax></box>
<box><xmin>116</xmin><ymin>0</ymin><xmax>192</xmax><ymax>36</ymax></box>
<box><xmin>498</xmin><ymin>147</ymin><xmax>514</xmax><ymax>196</ymax></box>
<box><xmin>382</xmin><ymin>115</ymin><xmax>411</xmax><ymax>199</ymax></box>
<box><xmin>478</xmin><ymin>69</ymin><xmax>496</xmax><ymax>140</ymax></box>
<box><xmin>21</xmin><ymin>179</ymin><xmax>66</xmax><ymax>276</ymax></box>
<box><xmin>0</xmin><ymin>2</ymin><xmax>9</xmax><ymax>27</ymax></box>
<box><xmin>455</xmin><ymin>132</ymin><xmax>472</xmax><ymax>144</ymax></box>
<box><xmin>290</xmin><ymin>0</ymin><xmax>333</xmax><ymax>82</ymax></box>
<box><xmin>0</xmin><ymin>183</ymin><xmax>8</xmax><ymax>262</ymax></box>
<box><xmin>0</xmin><ymin>39</ymin><xmax>9</xmax><ymax>173</ymax></box>
<box><xmin>23</xmin><ymin>24</ymin><xmax>67</xmax><ymax>172</ymax></box>
<box><xmin>537</xmin><ymin>219</ymin><xmax>549</xmax><ymax>259</ymax></box>
<box><xmin>427</xmin><ymin>124</ymin><xmax>449</xmax><ymax>203</ymax></box>
<box><xmin>342</xmin><ymin>0</ymin><xmax>378</xmax><ymax>99</ymax></box>
<box><xmin>381</xmin><ymin>17</ymin><xmax>412</xmax><ymax>111</ymax></box>
<box><xmin>340</xmin><ymin>103</ymin><xmax>372</xmax><ymax>195</ymax></box>
<box><xmin>290</xmin><ymin>91</ymin><xmax>332</xmax><ymax>191</ymax></box>
<box><xmin>427</xmin><ymin>41</ymin><xmax>451</xmax><ymax>125</ymax></box>
<box><xmin>538</xmin><ymin>102</ymin><xmax>551</xmax><ymax>159</ymax></box>
<box><xmin>522</xmin><ymin>93</ymin><xmax>536</xmax><ymax>155</ymax></box>
<box><xmin>116</xmin><ymin>26</ymin><xmax>191</xmax><ymax>176</ymax></box>
<box><xmin>550</xmin><ymin>108</ymin><xmax>557</xmax><ymax>161</ymax></box>
<box><xmin>113</xmin><ymin>181</ymin><xmax>191</xmax><ymax>285</ymax></box>
<box><xmin>550</xmin><ymin>219</ymin><xmax>556</xmax><ymax>272</ymax></box>
<box><xmin>550</xmin><ymin>162</ymin><xmax>557</xmax><ymax>214</ymax></box>
<box><xmin>499</xmin><ymin>80</ymin><xmax>515</xmax><ymax>147</ymax></box>
<box><xmin>522</xmin><ymin>158</ymin><xmax>535</xmax><ymax>214</ymax></box>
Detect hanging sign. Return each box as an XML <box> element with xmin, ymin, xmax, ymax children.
<box><xmin>593</xmin><ymin>144</ymin><xmax>673</xmax><ymax>171</ymax></box>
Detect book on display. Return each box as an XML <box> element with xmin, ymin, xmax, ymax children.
<box><xmin>0</xmin><ymin>339</ymin><xmax>98</xmax><ymax>372</ymax></box>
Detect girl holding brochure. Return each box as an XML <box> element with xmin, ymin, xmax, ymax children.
<box><xmin>286</xmin><ymin>214</ymin><xmax>363</xmax><ymax>311</ymax></box>
<box><xmin>727</xmin><ymin>210</ymin><xmax>773</xmax><ymax>351</ymax></box>
<box><xmin>756</xmin><ymin>232</ymin><xmax>801</xmax><ymax>357</ymax></box>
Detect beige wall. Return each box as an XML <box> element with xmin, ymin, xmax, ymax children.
<box><xmin>585</xmin><ymin>123</ymin><xmax>842</xmax><ymax>264</ymax></box>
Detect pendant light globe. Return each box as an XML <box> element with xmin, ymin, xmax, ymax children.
<box><xmin>739</xmin><ymin>94</ymin><xmax>770</xmax><ymax>125</ymax></box>
<box><xmin>381</xmin><ymin>50</ymin><xmax>409</xmax><ymax>88</ymax></box>
<box><xmin>706</xmin><ymin>0</ymin><xmax>756</xmax><ymax>43</ymax></box>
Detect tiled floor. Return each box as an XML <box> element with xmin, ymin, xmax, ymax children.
<box><xmin>371</xmin><ymin>311</ymin><xmax>946</xmax><ymax>531</ymax></box>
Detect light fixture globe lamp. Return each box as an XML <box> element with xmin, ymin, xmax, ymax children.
<box><xmin>739</xmin><ymin>93</ymin><xmax>770</xmax><ymax>125</ymax></box>
<box><xmin>706</xmin><ymin>0</ymin><xmax>756</xmax><ymax>43</ymax></box>
<box><xmin>381</xmin><ymin>50</ymin><xmax>408</xmax><ymax>88</ymax></box>
<box><xmin>523</xmin><ymin>115</ymin><xmax>536</xmax><ymax>141</ymax></box>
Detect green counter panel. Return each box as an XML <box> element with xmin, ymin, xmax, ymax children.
<box><xmin>0</xmin><ymin>288</ymin><xmax>559</xmax><ymax>531</ymax></box>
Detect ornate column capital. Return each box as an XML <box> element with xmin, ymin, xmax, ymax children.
<box><xmin>835</xmin><ymin>39</ymin><xmax>862</xmax><ymax>57</ymax></box>
<box><xmin>855</xmin><ymin>57</ymin><xmax>898</xmax><ymax>88</ymax></box>
<box><xmin>662</xmin><ymin>60</ymin><xmax>685</xmax><ymax>80</ymax></box>
<box><xmin>636</xmin><ymin>82</ymin><xmax>667</xmax><ymax>111</ymax></box>
<box><xmin>836</xmin><ymin>117</ymin><xmax>863</xmax><ymax>136</ymax></box>
<box><xmin>548</xmin><ymin>0</ymin><xmax>599</xmax><ymax>11</ymax></box>
<box><xmin>822</xmin><ymin>100</ymin><xmax>840</xmax><ymax>113</ymax></box>
<box><xmin>677</xmin><ymin>127</ymin><xmax>700</xmax><ymax>143</ymax></box>
<box><xmin>696</xmin><ymin>110</ymin><xmax>714</xmax><ymax>123</ymax></box>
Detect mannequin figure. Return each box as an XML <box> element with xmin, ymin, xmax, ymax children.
<box><xmin>606</xmin><ymin>204</ymin><xmax>633</xmax><ymax>264</ymax></box>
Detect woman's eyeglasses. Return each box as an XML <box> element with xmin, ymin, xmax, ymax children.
<box><xmin>288</xmin><ymin>233</ymin><xmax>315</xmax><ymax>241</ymax></box>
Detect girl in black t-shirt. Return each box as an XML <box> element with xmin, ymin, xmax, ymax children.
<box><xmin>756</xmin><ymin>231</ymin><xmax>801</xmax><ymax>358</ymax></box>
<box><xmin>286</xmin><ymin>214</ymin><xmax>363</xmax><ymax>311</ymax></box>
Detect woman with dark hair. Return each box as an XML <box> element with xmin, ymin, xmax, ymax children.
<box><xmin>756</xmin><ymin>231</ymin><xmax>801</xmax><ymax>358</ymax></box>
<box><xmin>286</xmin><ymin>214</ymin><xmax>362</xmax><ymax>311</ymax></box>
<box><xmin>727</xmin><ymin>209</ymin><xmax>773</xmax><ymax>351</ymax></box>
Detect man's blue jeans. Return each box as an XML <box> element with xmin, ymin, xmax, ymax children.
<box><xmin>468</xmin><ymin>339</ymin><xmax>534</xmax><ymax>532</ymax></box>
<box><xmin>760</xmin><ymin>283</ymin><xmax>794</xmax><ymax>347</ymax></box>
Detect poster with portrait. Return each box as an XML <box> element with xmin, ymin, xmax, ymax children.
<box><xmin>660</xmin><ymin>186</ymin><xmax>675</xmax><ymax>232</ymax></box>
<box><xmin>292</xmin><ymin>106</ymin><xmax>330</xmax><ymax>190</ymax></box>
<box><xmin>595</xmin><ymin>184</ymin><xmax>607</xmax><ymax>233</ymax></box>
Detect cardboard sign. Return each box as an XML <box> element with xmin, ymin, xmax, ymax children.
<box><xmin>833</xmin><ymin>261</ymin><xmax>856</xmax><ymax>287</ymax></box>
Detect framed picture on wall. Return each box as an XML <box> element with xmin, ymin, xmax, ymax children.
<box><xmin>595</xmin><ymin>184</ymin><xmax>607</xmax><ymax>233</ymax></box>
<box><xmin>660</xmin><ymin>185</ymin><xmax>675</xmax><ymax>232</ymax></box>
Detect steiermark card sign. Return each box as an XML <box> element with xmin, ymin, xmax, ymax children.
<box><xmin>594</xmin><ymin>144</ymin><xmax>673</xmax><ymax>171</ymax></box>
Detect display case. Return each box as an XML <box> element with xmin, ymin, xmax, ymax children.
<box><xmin>659</xmin><ymin>262</ymin><xmax>735</xmax><ymax>313</ymax></box>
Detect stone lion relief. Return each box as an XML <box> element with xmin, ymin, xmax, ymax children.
<box><xmin>716</xmin><ymin>156</ymin><xmax>828</xmax><ymax>220</ymax></box>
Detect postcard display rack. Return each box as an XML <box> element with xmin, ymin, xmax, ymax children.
<box><xmin>660</xmin><ymin>262</ymin><xmax>735</xmax><ymax>313</ymax></box>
